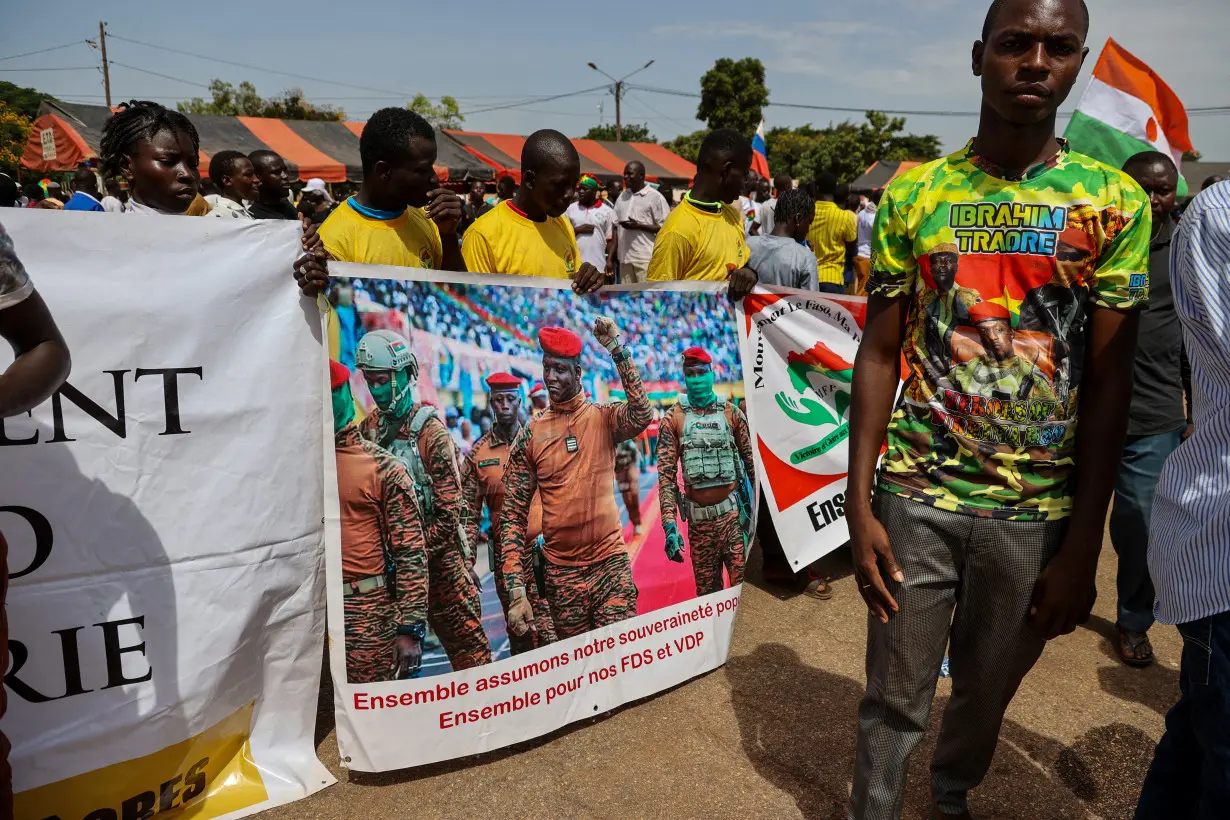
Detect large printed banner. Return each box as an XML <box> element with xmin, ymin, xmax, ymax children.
<box><xmin>324</xmin><ymin>269</ymin><xmax>752</xmax><ymax>770</ymax></box>
<box><xmin>1</xmin><ymin>213</ymin><xmax>334</xmax><ymax>818</ymax></box>
<box><xmin>738</xmin><ymin>287</ymin><xmax>867</xmax><ymax>569</ymax></box>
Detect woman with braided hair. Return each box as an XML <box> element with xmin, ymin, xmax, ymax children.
<box><xmin>100</xmin><ymin>100</ymin><xmax>209</xmax><ymax>215</ymax></box>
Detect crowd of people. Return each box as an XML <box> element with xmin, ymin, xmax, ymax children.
<box><xmin>3</xmin><ymin>0</ymin><xmax>1230</xmax><ymax>816</ymax></box>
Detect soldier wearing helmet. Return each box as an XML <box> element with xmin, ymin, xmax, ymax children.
<box><xmin>656</xmin><ymin>346</ymin><xmax>755</xmax><ymax>595</ymax></box>
<box><xmin>356</xmin><ymin>329</ymin><xmax>492</xmax><ymax>671</ymax></box>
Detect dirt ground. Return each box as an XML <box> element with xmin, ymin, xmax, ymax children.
<box><xmin>267</xmin><ymin>540</ymin><xmax>1179</xmax><ymax>820</ymax></box>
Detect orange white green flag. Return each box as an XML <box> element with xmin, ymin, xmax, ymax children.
<box><xmin>1064</xmin><ymin>38</ymin><xmax>1194</xmax><ymax>195</ymax></box>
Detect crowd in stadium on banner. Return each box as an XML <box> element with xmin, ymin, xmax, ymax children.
<box><xmin>4</xmin><ymin>0</ymin><xmax>1230</xmax><ymax>814</ymax></box>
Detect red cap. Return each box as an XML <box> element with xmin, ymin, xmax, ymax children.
<box><xmin>968</xmin><ymin>301</ymin><xmax>1011</xmax><ymax>323</ymax></box>
<box><xmin>329</xmin><ymin>360</ymin><xmax>351</xmax><ymax>390</ymax></box>
<box><xmin>538</xmin><ymin>326</ymin><xmax>583</xmax><ymax>358</ymax></box>
<box><xmin>530</xmin><ymin>381</ymin><xmax>547</xmax><ymax>396</ymax></box>
<box><xmin>486</xmin><ymin>372</ymin><xmax>521</xmax><ymax>390</ymax></box>
<box><xmin>682</xmin><ymin>346</ymin><xmax>712</xmax><ymax>364</ymax></box>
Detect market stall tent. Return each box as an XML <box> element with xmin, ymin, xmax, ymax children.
<box><xmin>444</xmin><ymin>130</ymin><xmax>695</xmax><ymax>185</ymax></box>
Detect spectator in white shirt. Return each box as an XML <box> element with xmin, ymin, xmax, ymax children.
<box><xmin>100</xmin><ymin>178</ymin><xmax>126</xmax><ymax>213</ymax></box>
<box><xmin>851</xmin><ymin>189</ymin><xmax>880</xmax><ymax>295</ymax></box>
<box><xmin>565</xmin><ymin>174</ymin><xmax>615</xmax><ymax>273</ymax></box>
<box><xmin>609</xmin><ymin>161</ymin><xmax>669</xmax><ymax>284</ymax></box>
<box><xmin>752</xmin><ymin>172</ymin><xmax>793</xmax><ymax>236</ymax></box>
<box><xmin>205</xmin><ymin>150</ymin><xmax>260</xmax><ymax>220</ymax></box>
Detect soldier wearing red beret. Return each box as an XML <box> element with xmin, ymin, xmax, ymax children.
<box><xmin>459</xmin><ymin>373</ymin><xmax>557</xmax><ymax>654</ymax></box>
<box><xmin>499</xmin><ymin>318</ymin><xmax>652</xmax><ymax>639</ymax></box>
<box><xmin>331</xmin><ymin>360</ymin><xmax>430</xmax><ymax>682</ymax></box>
<box><xmin>948</xmin><ymin>301</ymin><xmax>1056</xmax><ymax>403</ymax></box>
<box><xmin>656</xmin><ymin>347</ymin><xmax>756</xmax><ymax>595</ymax></box>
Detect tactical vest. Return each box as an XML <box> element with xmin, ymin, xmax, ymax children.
<box><xmin>380</xmin><ymin>406</ymin><xmax>440</xmax><ymax>524</ymax></box>
<box><xmin>680</xmin><ymin>399</ymin><xmax>738</xmax><ymax>490</ymax></box>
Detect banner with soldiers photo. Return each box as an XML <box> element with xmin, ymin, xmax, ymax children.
<box><xmin>322</xmin><ymin>268</ymin><xmax>754</xmax><ymax>771</ymax></box>
<box><xmin>1</xmin><ymin>213</ymin><xmax>334</xmax><ymax>819</ymax></box>
<box><xmin>738</xmin><ymin>287</ymin><xmax>868</xmax><ymax>570</ymax></box>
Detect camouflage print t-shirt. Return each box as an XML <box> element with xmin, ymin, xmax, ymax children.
<box><xmin>868</xmin><ymin>140</ymin><xmax>1151</xmax><ymax>521</ymax></box>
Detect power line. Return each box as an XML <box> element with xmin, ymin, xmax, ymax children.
<box><xmin>0</xmin><ymin>66</ymin><xmax>98</xmax><ymax>72</ymax></box>
<box><xmin>459</xmin><ymin>86</ymin><xmax>609</xmax><ymax>116</ymax></box>
<box><xmin>109</xmin><ymin>61</ymin><xmax>211</xmax><ymax>88</ymax></box>
<box><xmin>0</xmin><ymin>41</ymin><xmax>87</xmax><ymax>62</ymax></box>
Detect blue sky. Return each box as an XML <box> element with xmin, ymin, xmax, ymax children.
<box><xmin>5</xmin><ymin>0</ymin><xmax>1227</xmax><ymax>159</ymax></box>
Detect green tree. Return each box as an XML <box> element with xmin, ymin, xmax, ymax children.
<box><xmin>583</xmin><ymin>123</ymin><xmax>655</xmax><ymax>143</ymax></box>
<box><xmin>178</xmin><ymin>80</ymin><xmax>344</xmax><ymax>121</ymax></box>
<box><xmin>408</xmin><ymin>94</ymin><xmax>464</xmax><ymax>130</ymax></box>
<box><xmin>662</xmin><ymin>129</ymin><xmax>710</xmax><ymax>164</ymax></box>
<box><xmin>0</xmin><ymin>102</ymin><xmax>34</xmax><ymax>174</ymax></box>
<box><xmin>0</xmin><ymin>80</ymin><xmax>56</xmax><ymax>119</ymax></box>
<box><xmin>766</xmin><ymin>111</ymin><xmax>942</xmax><ymax>183</ymax></box>
<box><xmin>696</xmin><ymin>57</ymin><xmax>768</xmax><ymax>136</ymax></box>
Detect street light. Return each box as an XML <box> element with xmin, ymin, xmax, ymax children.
<box><xmin>587</xmin><ymin>60</ymin><xmax>655</xmax><ymax>141</ymax></box>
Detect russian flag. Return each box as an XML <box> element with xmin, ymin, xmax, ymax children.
<box><xmin>751</xmin><ymin>120</ymin><xmax>770</xmax><ymax>179</ymax></box>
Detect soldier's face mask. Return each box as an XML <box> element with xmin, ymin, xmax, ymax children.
<box><xmin>684</xmin><ymin>370</ymin><xmax>716</xmax><ymax>406</ymax></box>
<box><xmin>332</xmin><ymin>382</ymin><xmax>356</xmax><ymax>434</ymax></box>
<box><xmin>368</xmin><ymin>369</ymin><xmax>415</xmax><ymax>417</ymax></box>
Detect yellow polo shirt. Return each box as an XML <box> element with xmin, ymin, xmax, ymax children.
<box><xmin>461</xmin><ymin>201</ymin><xmax>579</xmax><ymax>277</ymax></box>
<box><xmin>807</xmin><ymin>201</ymin><xmax>857</xmax><ymax>286</ymax></box>
<box><xmin>646</xmin><ymin>197</ymin><xmax>749</xmax><ymax>282</ymax></box>
<box><xmin>319</xmin><ymin>198</ymin><xmax>443</xmax><ymax>268</ymax></box>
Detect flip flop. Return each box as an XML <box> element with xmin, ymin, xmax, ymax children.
<box><xmin>1118</xmin><ymin>626</ymin><xmax>1155</xmax><ymax>668</ymax></box>
<box><xmin>804</xmin><ymin>575</ymin><xmax>833</xmax><ymax>600</ymax></box>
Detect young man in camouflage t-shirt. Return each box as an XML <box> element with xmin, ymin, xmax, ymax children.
<box><xmin>844</xmin><ymin>1</ymin><xmax>1150</xmax><ymax>817</ymax></box>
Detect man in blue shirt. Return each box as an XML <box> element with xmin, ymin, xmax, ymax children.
<box><xmin>63</xmin><ymin>168</ymin><xmax>105</xmax><ymax>212</ymax></box>
<box><xmin>1135</xmin><ymin>180</ymin><xmax>1230</xmax><ymax>817</ymax></box>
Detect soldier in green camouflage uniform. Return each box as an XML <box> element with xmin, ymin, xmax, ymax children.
<box><xmin>331</xmin><ymin>361</ymin><xmax>429</xmax><ymax>683</ymax></box>
<box><xmin>356</xmin><ymin>330</ymin><xmax>491</xmax><ymax>670</ymax></box>
<box><xmin>657</xmin><ymin>346</ymin><xmax>755</xmax><ymax>595</ymax></box>
<box><xmin>500</xmin><ymin>319</ymin><xmax>651</xmax><ymax>640</ymax></box>
<box><xmin>948</xmin><ymin>302</ymin><xmax>1057</xmax><ymax>404</ymax></box>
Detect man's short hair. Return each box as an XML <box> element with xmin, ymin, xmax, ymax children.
<box><xmin>982</xmin><ymin>0</ymin><xmax>1089</xmax><ymax>41</ymax></box>
<box><xmin>522</xmin><ymin>129</ymin><xmax>579</xmax><ymax>174</ymax></box>
<box><xmin>1122</xmin><ymin>150</ymin><xmax>1177</xmax><ymax>180</ymax></box>
<box><xmin>209</xmin><ymin>150</ymin><xmax>249</xmax><ymax>188</ymax></box>
<box><xmin>248</xmin><ymin>149</ymin><xmax>284</xmax><ymax>170</ymax></box>
<box><xmin>359</xmin><ymin>107</ymin><xmax>435</xmax><ymax>174</ymax></box>
<box><xmin>72</xmin><ymin>167</ymin><xmax>97</xmax><ymax>193</ymax></box>
<box><xmin>816</xmin><ymin>172</ymin><xmax>839</xmax><ymax>197</ymax></box>
<box><xmin>776</xmin><ymin>187</ymin><xmax>815</xmax><ymax>226</ymax></box>
<box><xmin>0</xmin><ymin>173</ymin><xmax>17</xmax><ymax>207</ymax></box>
<box><xmin>697</xmin><ymin>128</ymin><xmax>752</xmax><ymax>169</ymax></box>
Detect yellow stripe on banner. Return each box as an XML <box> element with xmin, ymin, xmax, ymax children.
<box><xmin>15</xmin><ymin>702</ymin><xmax>268</xmax><ymax>820</ymax></box>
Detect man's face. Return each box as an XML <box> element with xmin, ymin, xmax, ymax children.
<box><xmin>978</xmin><ymin>319</ymin><xmax>1015</xmax><ymax>364</ymax></box>
<box><xmin>469</xmin><ymin>180</ymin><xmax>486</xmax><ymax>203</ymax></box>
<box><xmin>498</xmin><ymin>178</ymin><xmax>517</xmax><ymax>200</ymax></box>
<box><xmin>124</xmin><ymin>128</ymin><xmax>200</xmax><ymax>213</ymax></box>
<box><xmin>542</xmin><ymin>355</ymin><xmax>582</xmax><ymax>403</ymax></box>
<box><xmin>930</xmin><ymin>252</ymin><xmax>959</xmax><ymax>291</ymax></box>
<box><xmin>527</xmin><ymin>159</ymin><xmax>580</xmax><ymax>218</ymax></box>
<box><xmin>226</xmin><ymin>157</ymin><xmax>261</xmax><ymax>201</ymax></box>
<box><xmin>531</xmin><ymin>393</ymin><xmax>549</xmax><ymax>410</ymax></box>
<box><xmin>683</xmin><ymin>362</ymin><xmax>710</xmax><ymax>379</ymax></box>
<box><xmin>1130</xmin><ymin>162</ymin><xmax>1179</xmax><ymax>220</ymax></box>
<box><xmin>255</xmin><ymin>155</ymin><xmax>290</xmax><ymax>199</ymax></box>
<box><xmin>620</xmin><ymin>166</ymin><xmax>639</xmax><ymax>193</ymax></box>
<box><xmin>363</xmin><ymin>370</ymin><xmax>392</xmax><ymax>390</ymax></box>
<box><xmin>973</xmin><ymin>0</ymin><xmax>1088</xmax><ymax>126</ymax></box>
<box><xmin>382</xmin><ymin>136</ymin><xmax>437</xmax><ymax>209</ymax></box>
<box><xmin>1054</xmin><ymin>240</ymin><xmax>1090</xmax><ymax>287</ymax></box>
<box><xmin>719</xmin><ymin>156</ymin><xmax>753</xmax><ymax>203</ymax></box>
<box><xmin>758</xmin><ymin>179</ymin><xmax>772</xmax><ymax>201</ymax></box>
<box><xmin>577</xmin><ymin>184</ymin><xmax>597</xmax><ymax>206</ymax></box>
<box><xmin>489</xmin><ymin>390</ymin><xmax>521</xmax><ymax>425</ymax></box>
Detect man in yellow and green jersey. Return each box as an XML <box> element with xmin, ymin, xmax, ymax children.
<box><xmin>318</xmin><ymin>107</ymin><xmax>465</xmax><ymax>271</ymax></box>
<box><xmin>646</xmin><ymin>128</ymin><xmax>757</xmax><ymax>301</ymax></box>
<box><xmin>807</xmin><ymin>171</ymin><xmax>857</xmax><ymax>293</ymax></box>
<box><xmin>462</xmin><ymin>130</ymin><xmax>604</xmax><ymax>294</ymax></box>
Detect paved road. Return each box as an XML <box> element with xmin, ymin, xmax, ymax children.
<box><xmin>278</xmin><ymin>535</ymin><xmax>1178</xmax><ymax>819</ymax></box>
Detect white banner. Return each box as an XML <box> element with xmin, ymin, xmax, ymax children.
<box><xmin>324</xmin><ymin>269</ymin><xmax>751</xmax><ymax>770</ymax></box>
<box><xmin>1</xmin><ymin>212</ymin><xmax>334</xmax><ymax>819</ymax></box>
<box><xmin>738</xmin><ymin>287</ymin><xmax>868</xmax><ymax>569</ymax></box>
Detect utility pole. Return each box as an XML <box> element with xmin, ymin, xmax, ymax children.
<box><xmin>587</xmin><ymin>60</ymin><xmax>655</xmax><ymax>141</ymax></box>
<box><xmin>99</xmin><ymin>21</ymin><xmax>112</xmax><ymax>108</ymax></box>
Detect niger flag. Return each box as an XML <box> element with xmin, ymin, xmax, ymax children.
<box><xmin>1064</xmin><ymin>38</ymin><xmax>1194</xmax><ymax>195</ymax></box>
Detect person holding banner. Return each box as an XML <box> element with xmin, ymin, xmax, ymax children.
<box><xmin>318</xmin><ymin>108</ymin><xmax>466</xmax><ymax>271</ymax></box>
<box><xmin>355</xmin><ymin>330</ymin><xmax>492</xmax><ymax>671</ymax></box>
<box><xmin>332</xmin><ymin>360</ymin><xmax>430</xmax><ymax>682</ymax></box>
<box><xmin>460</xmin><ymin>373</ymin><xmax>557</xmax><ymax>654</ymax></box>
<box><xmin>646</xmin><ymin>129</ymin><xmax>758</xmax><ymax>301</ymax></box>
<box><xmin>99</xmin><ymin>101</ymin><xmax>203</xmax><ymax>216</ymax></box>
<box><xmin>0</xmin><ymin>220</ymin><xmax>72</xmax><ymax>815</ymax></box>
<box><xmin>461</xmin><ymin>130</ymin><xmax>605</xmax><ymax>295</ymax></box>
<box><xmin>844</xmin><ymin>0</ymin><xmax>1150</xmax><ymax>817</ymax></box>
<box><xmin>656</xmin><ymin>346</ymin><xmax>755</xmax><ymax>595</ymax></box>
<box><xmin>500</xmin><ymin>320</ymin><xmax>651</xmax><ymax>640</ymax></box>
